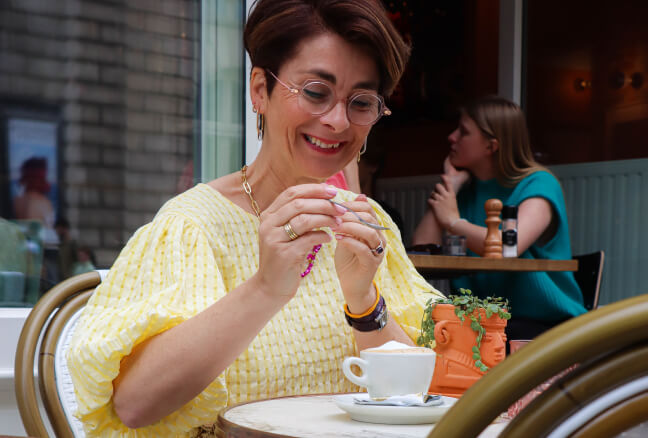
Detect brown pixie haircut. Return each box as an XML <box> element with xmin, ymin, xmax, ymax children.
<box><xmin>463</xmin><ymin>96</ymin><xmax>550</xmax><ymax>186</ymax></box>
<box><xmin>244</xmin><ymin>0</ymin><xmax>410</xmax><ymax>97</ymax></box>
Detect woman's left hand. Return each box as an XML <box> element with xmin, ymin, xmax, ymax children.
<box><xmin>428</xmin><ymin>175</ymin><xmax>461</xmax><ymax>231</ymax></box>
<box><xmin>443</xmin><ymin>156</ymin><xmax>471</xmax><ymax>193</ymax></box>
<box><xmin>333</xmin><ymin>194</ymin><xmax>385</xmax><ymax>313</ymax></box>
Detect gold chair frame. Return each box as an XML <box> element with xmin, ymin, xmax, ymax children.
<box><xmin>503</xmin><ymin>342</ymin><xmax>648</xmax><ymax>437</ymax></box>
<box><xmin>428</xmin><ymin>293</ymin><xmax>648</xmax><ymax>437</ymax></box>
<box><xmin>14</xmin><ymin>271</ymin><xmax>101</xmax><ymax>438</ymax></box>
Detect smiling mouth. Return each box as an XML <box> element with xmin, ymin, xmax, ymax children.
<box><xmin>304</xmin><ymin>134</ymin><xmax>342</xmax><ymax>149</ymax></box>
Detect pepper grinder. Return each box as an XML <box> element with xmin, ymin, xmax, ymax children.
<box><xmin>484</xmin><ymin>199</ymin><xmax>503</xmax><ymax>258</ymax></box>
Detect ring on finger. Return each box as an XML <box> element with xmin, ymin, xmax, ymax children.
<box><xmin>283</xmin><ymin>222</ymin><xmax>300</xmax><ymax>241</ymax></box>
<box><xmin>371</xmin><ymin>239</ymin><xmax>384</xmax><ymax>255</ymax></box>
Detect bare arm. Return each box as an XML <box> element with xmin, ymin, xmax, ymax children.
<box><xmin>412</xmin><ymin>208</ymin><xmax>443</xmax><ymax>245</ymax></box>
<box><xmin>113</xmin><ymin>275</ymin><xmax>288</xmax><ymax>428</ymax></box>
<box><xmin>355</xmin><ymin>317</ymin><xmax>415</xmax><ymax>350</ymax></box>
<box><xmin>447</xmin><ymin>219</ymin><xmax>488</xmax><ymax>256</ymax></box>
<box><xmin>438</xmin><ymin>197</ymin><xmax>554</xmax><ymax>256</ymax></box>
<box><xmin>515</xmin><ymin>197</ymin><xmax>554</xmax><ymax>254</ymax></box>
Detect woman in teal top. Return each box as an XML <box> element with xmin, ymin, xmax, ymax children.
<box><xmin>413</xmin><ymin>96</ymin><xmax>586</xmax><ymax>340</ymax></box>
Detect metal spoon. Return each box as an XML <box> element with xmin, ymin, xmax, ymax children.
<box><xmin>329</xmin><ymin>200</ymin><xmax>390</xmax><ymax>231</ymax></box>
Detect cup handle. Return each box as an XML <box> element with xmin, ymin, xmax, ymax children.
<box><xmin>342</xmin><ymin>357</ymin><xmax>369</xmax><ymax>388</ymax></box>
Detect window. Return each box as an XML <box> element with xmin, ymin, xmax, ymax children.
<box><xmin>0</xmin><ymin>0</ymin><xmax>244</xmax><ymax>307</ymax></box>
<box><xmin>525</xmin><ymin>0</ymin><xmax>648</xmax><ymax>164</ymax></box>
<box><xmin>361</xmin><ymin>1</ymin><xmax>500</xmax><ymax>180</ymax></box>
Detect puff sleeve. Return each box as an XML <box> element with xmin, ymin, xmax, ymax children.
<box><xmin>67</xmin><ymin>212</ymin><xmax>229</xmax><ymax>437</ymax></box>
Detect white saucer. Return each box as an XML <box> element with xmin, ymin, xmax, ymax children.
<box><xmin>333</xmin><ymin>393</ymin><xmax>458</xmax><ymax>425</ymax></box>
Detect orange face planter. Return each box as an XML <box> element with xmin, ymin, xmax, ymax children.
<box><xmin>427</xmin><ymin>304</ymin><xmax>508</xmax><ymax>398</ymax></box>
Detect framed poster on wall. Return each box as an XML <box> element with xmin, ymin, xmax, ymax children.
<box><xmin>0</xmin><ymin>104</ymin><xmax>60</xmax><ymax>304</ymax></box>
<box><xmin>1</xmin><ymin>104</ymin><xmax>60</xmax><ymax>244</ymax></box>
<box><xmin>7</xmin><ymin>118</ymin><xmax>59</xmax><ymax>222</ymax></box>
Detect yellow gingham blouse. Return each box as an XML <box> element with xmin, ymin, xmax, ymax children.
<box><xmin>67</xmin><ymin>184</ymin><xmax>443</xmax><ymax>437</ymax></box>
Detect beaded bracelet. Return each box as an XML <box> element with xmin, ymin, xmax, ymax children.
<box><xmin>449</xmin><ymin>217</ymin><xmax>468</xmax><ymax>234</ymax></box>
<box><xmin>345</xmin><ymin>295</ymin><xmax>388</xmax><ymax>332</ymax></box>
<box><xmin>344</xmin><ymin>281</ymin><xmax>381</xmax><ymax>318</ymax></box>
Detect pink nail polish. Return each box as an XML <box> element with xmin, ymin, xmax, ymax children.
<box><xmin>333</xmin><ymin>203</ymin><xmax>346</xmax><ymax>214</ymax></box>
<box><xmin>325</xmin><ymin>186</ymin><xmax>338</xmax><ymax>196</ymax></box>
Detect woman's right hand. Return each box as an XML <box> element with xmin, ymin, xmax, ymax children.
<box><xmin>253</xmin><ymin>184</ymin><xmax>344</xmax><ymax>300</ymax></box>
<box><xmin>442</xmin><ymin>156</ymin><xmax>471</xmax><ymax>193</ymax></box>
<box><xmin>428</xmin><ymin>178</ymin><xmax>461</xmax><ymax>231</ymax></box>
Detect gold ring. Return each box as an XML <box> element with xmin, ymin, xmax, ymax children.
<box><xmin>283</xmin><ymin>222</ymin><xmax>299</xmax><ymax>241</ymax></box>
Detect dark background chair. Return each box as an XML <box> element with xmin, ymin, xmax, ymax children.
<box><xmin>573</xmin><ymin>251</ymin><xmax>605</xmax><ymax>310</ymax></box>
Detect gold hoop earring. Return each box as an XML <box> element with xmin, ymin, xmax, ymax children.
<box><xmin>357</xmin><ymin>139</ymin><xmax>367</xmax><ymax>163</ymax></box>
<box><xmin>256</xmin><ymin>113</ymin><xmax>265</xmax><ymax>140</ymax></box>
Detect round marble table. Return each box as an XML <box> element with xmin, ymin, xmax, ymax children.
<box><xmin>218</xmin><ymin>393</ymin><xmax>508</xmax><ymax>438</ymax></box>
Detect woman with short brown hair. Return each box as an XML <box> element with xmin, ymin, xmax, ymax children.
<box><xmin>68</xmin><ymin>1</ymin><xmax>442</xmax><ymax>436</ymax></box>
<box><xmin>244</xmin><ymin>0</ymin><xmax>409</xmax><ymax>97</ymax></box>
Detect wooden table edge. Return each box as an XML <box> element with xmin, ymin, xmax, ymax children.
<box><xmin>408</xmin><ymin>254</ymin><xmax>578</xmax><ymax>272</ymax></box>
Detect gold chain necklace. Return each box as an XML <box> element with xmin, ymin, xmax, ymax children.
<box><xmin>241</xmin><ymin>165</ymin><xmax>261</xmax><ymax>218</ymax></box>
<box><xmin>240</xmin><ymin>165</ymin><xmax>321</xmax><ymax>277</ymax></box>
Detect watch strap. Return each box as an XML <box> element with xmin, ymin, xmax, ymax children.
<box><xmin>345</xmin><ymin>295</ymin><xmax>388</xmax><ymax>331</ymax></box>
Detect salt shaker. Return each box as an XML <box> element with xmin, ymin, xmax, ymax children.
<box><xmin>502</xmin><ymin>205</ymin><xmax>518</xmax><ymax>258</ymax></box>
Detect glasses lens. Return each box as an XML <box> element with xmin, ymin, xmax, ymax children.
<box><xmin>348</xmin><ymin>94</ymin><xmax>382</xmax><ymax>125</ymax></box>
<box><xmin>300</xmin><ymin>82</ymin><xmax>334</xmax><ymax>114</ymax></box>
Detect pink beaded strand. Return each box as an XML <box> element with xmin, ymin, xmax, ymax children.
<box><xmin>301</xmin><ymin>244</ymin><xmax>322</xmax><ymax>277</ymax></box>
<box><xmin>240</xmin><ymin>167</ymin><xmax>323</xmax><ymax>279</ymax></box>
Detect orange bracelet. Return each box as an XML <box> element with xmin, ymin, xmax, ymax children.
<box><xmin>344</xmin><ymin>281</ymin><xmax>381</xmax><ymax>318</ymax></box>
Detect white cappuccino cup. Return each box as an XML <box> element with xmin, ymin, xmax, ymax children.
<box><xmin>342</xmin><ymin>342</ymin><xmax>436</xmax><ymax>399</ymax></box>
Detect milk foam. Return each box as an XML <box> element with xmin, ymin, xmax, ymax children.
<box><xmin>363</xmin><ymin>341</ymin><xmax>433</xmax><ymax>354</ymax></box>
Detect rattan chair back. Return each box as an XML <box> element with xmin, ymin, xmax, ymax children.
<box><xmin>14</xmin><ymin>271</ymin><xmax>103</xmax><ymax>438</ymax></box>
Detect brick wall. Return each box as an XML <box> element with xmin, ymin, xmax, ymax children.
<box><xmin>0</xmin><ymin>0</ymin><xmax>198</xmax><ymax>268</ymax></box>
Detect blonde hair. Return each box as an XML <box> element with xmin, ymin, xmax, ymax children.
<box><xmin>463</xmin><ymin>96</ymin><xmax>549</xmax><ymax>186</ymax></box>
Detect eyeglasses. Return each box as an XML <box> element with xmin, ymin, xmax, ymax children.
<box><xmin>267</xmin><ymin>70</ymin><xmax>391</xmax><ymax>126</ymax></box>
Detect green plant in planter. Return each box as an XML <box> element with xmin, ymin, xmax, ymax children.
<box><xmin>417</xmin><ymin>288</ymin><xmax>511</xmax><ymax>372</ymax></box>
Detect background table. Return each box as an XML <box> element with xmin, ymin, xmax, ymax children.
<box><xmin>409</xmin><ymin>254</ymin><xmax>577</xmax><ymax>276</ymax></box>
<box><xmin>218</xmin><ymin>394</ymin><xmax>507</xmax><ymax>437</ymax></box>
